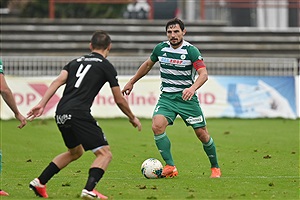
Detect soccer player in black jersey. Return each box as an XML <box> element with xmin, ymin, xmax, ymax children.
<box><xmin>27</xmin><ymin>30</ymin><xmax>142</xmax><ymax>199</ymax></box>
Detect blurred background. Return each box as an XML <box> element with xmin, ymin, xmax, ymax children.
<box><xmin>1</xmin><ymin>0</ymin><xmax>299</xmax><ymax>71</ymax></box>
<box><xmin>0</xmin><ymin>0</ymin><xmax>299</xmax><ymax>119</ymax></box>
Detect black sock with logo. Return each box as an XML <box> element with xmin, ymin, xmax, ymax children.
<box><xmin>38</xmin><ymin>162</ymin><xmax>60</xmax><ymax>185</ymax></box>
<box><xmin>84</xmin><ymin>168</ymin><xmax>105</xmax><ymax>191</ymax></box>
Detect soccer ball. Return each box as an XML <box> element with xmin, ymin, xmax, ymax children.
<box><xmin>141</xmin><ymin>158</ymin><xmax>163</xmax><ymax>179</ymax></box>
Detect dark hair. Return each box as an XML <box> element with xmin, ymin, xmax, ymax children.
<box><xmin>165</xmin><ymin>18</ymin><xmax>185</xmax><ymax>31</ymax></box>
<box><xmin>91</xmin><ymin>30</ymin><xmax>111</xmax><ymax>50</ymax></box>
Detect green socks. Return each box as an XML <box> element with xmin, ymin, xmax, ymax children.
<box><xmin>154</xmin><ymin>133</ymin><xmax>219</xmax><ymax>168</ymax></box>
<box><xmin>154</xmin><ymin>132</ymin><xmax>175</xmax><ymax>166</ymax></box>
<box><xmin>203</xmin><ymin>137</ymin><xmax>219</xmax><ymax>168</ymax></box>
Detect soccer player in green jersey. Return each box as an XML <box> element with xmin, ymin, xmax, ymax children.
<box><xmin>0</xmin><ymin>59</ymin><xmax>27</xmax><ymax>196</ymax></box>
<box><xmin>122</xmin><ymin>18</ymin><xmax>221</xmax><ymax>178</ymax></box>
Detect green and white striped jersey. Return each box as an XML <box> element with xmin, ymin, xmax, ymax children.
<box><xmin>0</xmin><ymin>59</ymin><xmax>4</xmax><ymax>74</ymax></box>
<box><xmin>150</xmin><ymin>40</ymin><xmax>205</xmax><ymax>93</ymax></box>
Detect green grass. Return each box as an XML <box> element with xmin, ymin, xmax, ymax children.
<box><xmin>0</xmin><ymin>118</ymin><xmax>299</xmax><ymax>199</ymax></box>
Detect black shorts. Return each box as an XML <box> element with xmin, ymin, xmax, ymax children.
<box><xmin>55</xmin><ymin>111</ymin><xmax>108</xmax><ymax>151</ymax></box>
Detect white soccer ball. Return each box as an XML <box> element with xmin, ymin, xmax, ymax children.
<box><xmin>141</xmin><ymin>158</ymin><xmax>163</xmax><ymax>179</ymax></box>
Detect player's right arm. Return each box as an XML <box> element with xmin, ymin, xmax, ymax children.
<box><xmin>122</xmin><ymin>58</ymin><xmax>155</xmax><ymax>95</ymax></box>
<box><xmin>27</xmin><ymin>70</ymin><xmax>68</xmax><ymax>120</ymax></box>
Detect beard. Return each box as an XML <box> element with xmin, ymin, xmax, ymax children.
<box><xmin>170</xmin><ymin>39</ymin><xmax>183</xmax><ymax>47</ymax></box>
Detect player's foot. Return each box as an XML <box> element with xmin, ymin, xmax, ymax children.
<box><xmin>161</xmin><ymin>165</ymin><xmax>178</xmax><ymax>178</ymax></box>
<box><xmin>0</xmin><ymin>189</ymin><xmax>9</xmax><ymax>196</ymax></box>
<box><xmin>210</xmin><ymin>167</ymin><xmax>221</xmax><ymax>178</ymax></box>
<box><xmin>29</xmin><ymin>178</ymin><xmax>49</xmax><ymax>198</ymax></box>
<box><xmin>81</xmin><ymin>189</ymin><xmax>108</xmax><ymax>200</ymax></box>
<box><xmin>92</xmin><ymin>189</ymin><xmax>108</xmax><ymax>199</ymax></box>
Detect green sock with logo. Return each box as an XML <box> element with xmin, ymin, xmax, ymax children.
<box><xmin>203</xmin><ymin>137</ymin><xmax>219</xmax><ymax>168</ymax></box>
<box><xmin>154</xmin><ymin>132</ymin><xmax>175</xmax><ymax>166</ymax></box>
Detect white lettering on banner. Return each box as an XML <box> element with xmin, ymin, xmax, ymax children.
<box><xmin>13</xmin><ymin>93</ymin><xmax>36</xmax><ymax>105</ymax></box>
<box><xmin>197</xmin><ymin>93</ymin><xmax>215</xmax><ymax>104</ymax></box>
<box><xmin>94</xmin><ymin>92</ymin><xmax>157</xmax><ymax>106</ymax></box>
<box><xmin>3</xmin><ymin>76</ymin><xmax>297</xmax><ymax>119</ymax></box>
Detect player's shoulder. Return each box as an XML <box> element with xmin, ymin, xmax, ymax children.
<box><xmin>182</xmin><ymin>40</ymin><xmax>197</xmax><ymax>49</ymax></box>
<box><xmin>182</xmin><ymin>40</ymin><xmax>200</xmax><ymax>53</ymax></box>
<box><xmin>155</xmin><ymin>41</ymin><xmax>170</xmax><ymax>49</ymax></box>
<box><xmin>0</xmin><ymin>59</ymin><xmax>3</xmax><ymax>74</ymax></box>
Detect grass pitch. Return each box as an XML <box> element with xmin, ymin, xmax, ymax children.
<box><xmin>0</xmin><ymin>118</ymin><xmax>299</xmax><ymax>199</ymax></box>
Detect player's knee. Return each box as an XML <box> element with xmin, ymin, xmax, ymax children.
<box><xmin>152</xmin><ymin>123</ymin><xmax>165</xmax><ymax>134</ymax></box>
<box><xmin>152</xmin><ymin>115</ymin><xmax>168</xmax><ymax>134</ymax></box>
<box><xmin>195</xmin><ymin>127</ymin><xmax>210</xmax><ymax>143</ymax></box>
<box><xmin>69</xmin><ymin>146</ymin><xmax>84</xmax><ymax>160</ymax></box>
<box><xmin>74</xmin><ymin>150</ymin><xmax>84</xmax><ymax>160</ymax></box>
<box><xmin>199</xmin><ymin>134</ymin><xmax>210</xmax><ymax>143</ymax></box>
<box><xmin>98</xmin><ymin>147</ymin><xmax>112</xmax><ymax>161</ymax></box>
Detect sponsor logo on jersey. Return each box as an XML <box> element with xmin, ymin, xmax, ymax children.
<box><xmin>160</xmin><ymin>57</ymin><xmax>183</xmax><ymax>65</ymax></box>
<box><xmin>162</xmin><ymin>53</ymin><xmax>167</xmax><ymax>57</ymax></box>
<box><xmin>186</xmin><ymin>116</ymin><xmax>203</xmax><ymax>124</ymax></box>
<box><xmin>76</xmin><ymin>57</ymin><xmax>85</xmax><ymax>62</ymax></box>
<box><xmin>77</xmin><ymin>57</ymin><xmax>102</xmax><ymax>62</ymax></box>
<box><xmin>158</xmin><ymin>57</ymin><xmax>191</xmax><ymax>66</ymax></box>
<box><xmin>56</xmin><ymin>114</ymin><xmax>72</xmax><ymax>125</ymax></box>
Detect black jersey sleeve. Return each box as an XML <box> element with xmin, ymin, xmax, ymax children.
<box><xmin>104</xmin><ymin>61</ymin><xmax>119</xmax><ymax>88</ymax></box>
<box><xmin>62</xmin><ymin>60</ymin><xmax>74</xmax><ymax>72</ymax></box>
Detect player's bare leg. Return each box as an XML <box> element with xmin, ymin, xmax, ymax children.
<box><xmin>81</xmin><ymin>146</ymin><xmax>111</xmax><ymax>200</ymax></box>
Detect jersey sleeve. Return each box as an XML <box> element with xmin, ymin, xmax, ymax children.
<box><xmin>62</xmin><ymin>60</ymin><xmax>73</xmax><ymax>72</ymax></box>
<box><xmin>0</xmin><ymin>60</ymin><xmax>3</xmax><ymax>74</ymax></box>
<box><xmin>149</xmin><ymin>43</ymin><xmax>161</xmax><ymax>62</ymax></box>
<box><xmin>104</xmin><ymin>62</ymin><xmax>119</xmax><ymax>88</ymax></box>
<box><xmin>188</xmin><ymin>46</ymin><xmax>206</xmax><ymax>70</ymax></box>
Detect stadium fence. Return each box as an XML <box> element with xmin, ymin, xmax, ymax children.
<box><xmin>1</xmin><ymin>56</ymin><xmax>299</xmax><ymax>77</ymax></box>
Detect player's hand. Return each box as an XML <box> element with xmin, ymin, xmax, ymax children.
<box><xmin>122</xmin><ymin>82</ymin><xmax>133</xmax><ymax>95</ymax></box>
<box><xmin>129</xmin><ymin>116</ymin><xmax>142</xmax><ymax>131</ymax></box>
<box><xmin>15</xmin><ymin>113</ymin><xmax>27</xmax><ymax>129</ymax></box>
<box><xmin>182</xmin><ymin>87</ymin><xmax>196</xmax><ymax>101</ymax></box>
<box><xmin>27</xmin><ymin>105</ymin><xmax>44</xmax><ymax>121</ymax></box>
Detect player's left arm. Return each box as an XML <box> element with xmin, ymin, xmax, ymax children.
<box><xmin>192</xmin><ymin>67</ymin><xmax>208</xmax><ymax>90</ymax></box>
<box><xmin>111</xmin><ymin>86</ymin><xmax>142</xmax><ymax>131</ymax></box>
<box><xmin>182</xmin><ymin>67</ymin><xmax>208</xmax><ymax>101</ymax></box>
<box><xmin>182</xmin><ymin>47</ymin><xmax>208</xmax><ymax>101</ymax></box>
